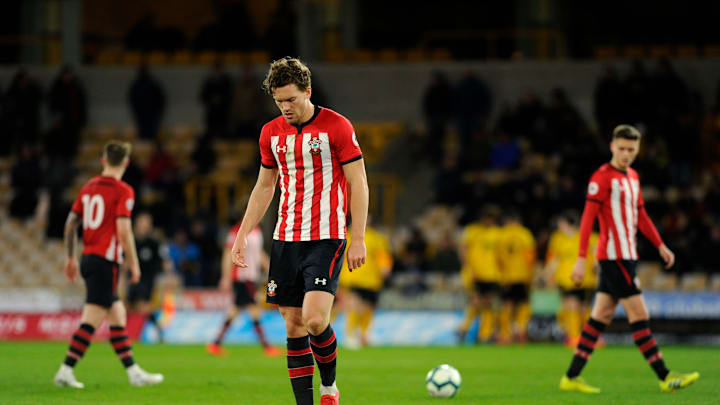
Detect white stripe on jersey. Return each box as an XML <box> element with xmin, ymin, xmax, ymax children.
<box><xmin>621</xmin><ymin>177</ymin><xmax>637</xmax><ymax>260</ymax></box>
<box><xmin>284</xmin><ymin>135</ymin><xmax>297</xmax><ymax>241</ymax></box>
<box><xmin>606</xmin><ymin>228</ymin><xmax>617</xmax><ymax>259</ymax></box>
<box><xmin>271</xmin><ymin>135</ymin><xmax>283</xmax><ymax>239</ymax></box>
<box><xmin>336</xmin><ymin>184</ymin><xmax>345</xmax><ymax>238</ymax></box>
<box><xmin>300</xmin><ymin>133</ymin><xmax>314</xmax><ymax>241</ymax></box>
<box><xmin>610</xmin><ymin>178</ymin><xmax>631</xmax><ymax>259</ymax></box>
<box><xmin>318</xmin><ymin>132</ymin><xmax>332</xmax><ymax>239</ymax></box>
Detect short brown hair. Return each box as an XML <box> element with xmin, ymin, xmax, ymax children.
<box><xmin>262</xmin><ymin>57</ymin><xmax>311</xmax><ymax>95</ymax></box>
<box><xmin>612</xmin><ymin>124</ymin><xmax>641</xmax><ymax>141</ymax></box>
<box><xmin>103</xmin><ymin>140</ymin><xmax>132</xmax><ymax>166</ymax></box>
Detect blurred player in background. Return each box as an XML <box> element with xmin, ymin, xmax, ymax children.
<box><xmin>53</xmin><ymin>141</ymin><xmax>163</xmax><ymax>388</ymax></box>
<box><xmin>496</xmin><ymin>210</ymin><xmax>536</xmax><ymax>344</ymax></box>
<box><xmin>457</xmin><ymin>206</ymin><xmax>501</xmax><ymax>344</ymax></box>
<box><xmin>126</xmin><ymin>211</ymin><xmax>170</xmax><ymax>343</ymax></box>
<box><xmin>559</xmin><ymin>125</ymin><xmax>699</xmax><ymax>394</ymax></box>
<box><xmin>545</xmin><ymin>211</ymin><xmax>598</xmax><ymax>347</ymax></box>
<box><xmin>339</xmin><ymin>218</ymin><xmax>393</xmax><ymax>349</ymax></box>
<box><xmin>230</xmin><ymin>57</ymin><xmax>368</xmax><ymax>405</ymax></box>
<box><xmin>207</xmin><ymin>218</ymin><xmax>281</xmax><ymax>357</ymax></box>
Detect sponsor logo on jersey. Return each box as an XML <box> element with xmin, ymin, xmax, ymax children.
<box><xmin>588</xmin><ymin>182</ymin><xmax>599</xmax><ymax>195</ymax></box>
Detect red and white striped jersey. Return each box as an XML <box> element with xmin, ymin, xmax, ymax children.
<box><xmin>259</xmin><ymin>107</ymin><xmax>362</xmax><ymax>242</ymax></box>
<box><xmin>225</xmin><ymin>223</ymin><xmax>263</xmax><ymax>282</ymax></box>
<box><xmin>71</xmin><ymin>176</ymin><xmax>135</xmax><ymax>263</ymax></box>
<box><xmin>578</xmin><ymin>163</ymin><xmax>663</xmax><ymax>261</ymax></box>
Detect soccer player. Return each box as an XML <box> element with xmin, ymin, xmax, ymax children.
<box><xmin>545</xmin><ymin>211</ymin><xmax>598</xmax><ymax>347</ymax></box>
<box><xmin>126</xmin><ymin>211</ymin><xmax>169</xmax><ymax>343</ymax></box>
<box><xmin>339</xmin><ymin>221</ymin><xmax>393</xmax><ymax>349</ymax></box>
<box><xmin>457</xmin><ymin>207</ymin><xmax>502</xmax><ymax>343</ymax></box>
<box><xmin>496</xmin><ymin>211</ymin><xmax>535</xmax><ymax>344</ymax></box>
<box><xmin>206</xmin><ymin>220</ymin><xmax>281</xmax><ymax>357</ymax></box>
<box><xmin>559</xmin><ymin>125</ymin><xmax>699</xmax><ymax>394</ymax></box>
<box><xmin>53</xmin><ymin>141</ymin><xmax>163</xmax><ymax>388</ymax></box>
<box><xmin>230</xmin><ymin>57</ymin><xmax>368</xmax><ymax>405</ymax></box>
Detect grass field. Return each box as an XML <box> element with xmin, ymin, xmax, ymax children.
<box><xmin>0</xmin><ymin>342</ymin><xmax>716</xmax><ymax>404</ymax></box>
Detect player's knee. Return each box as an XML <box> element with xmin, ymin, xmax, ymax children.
<box><xmin>303</xmin><ymin>314</ymin><xmax>328</xmax><ymax>335</ymax></box>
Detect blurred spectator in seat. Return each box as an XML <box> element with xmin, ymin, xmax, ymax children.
<box><xmin>489</xmin><ymin>131</ymin><xmax>520</xmax><ymax>170</ymax></box>
<box><xmin>593</xmin><ymin>65</ymin><xmax>628</xmax><ymax>137</ymax></box>
<box><xmin>230</xmin><ymin>65</ymin><xmax>265</xmax><ymax>139</ymax></box>
<box><xmin>189</xmin><ymin>216</ymin><xmax>221</xmax><ymax>286</ymax></box>
<box><xmin>513</xmin><ymin>90</ymin><xmax>546</xmax><ymax>149</ymax></box>
<box><xmin>624</xmin><ymin>59</ymin><xmax>652</xmax><ymax>126</ymax></box>
<box><xmin>1</xmin><ymin>69</ymin><xmax>41</xmax><ymax>154</ymax></box>
<box><xmin>399</xmin><ymin>226</ymin><xmax>429</xmax><ymax>294</ymax></box>
<box><xmin>454</xmin><ymin>71</ymin><xmax>492</xmax><ymax>148</ymax></box>
<box><xmin>9</xmin><ymin>143</ymin><xmax>43</xmax><ymax>220</ymax></box>
<box><xmin>545</xmin><ymin>87</ymin><xmax>586</xmax><ymax>154</ymax></box>
<box><xmin>168</xmin><ymin>229</ymin><xmax>203</xmax><ymax>287</ymax></box>
<box><xmin>144</xmin><ymin>141</ymin><xmax>177</xmax><ymax>190</ymax></box>
<box><xmin>200</xmin><ymin>61</ymin><xmax>233</xmax><ymax>139</ymax></box>
<box><xmin>47</xmin><ymin>65</ymin><xmax>87</xmax><ymax>159</ymax></box>
<box><xmin>190</xmin><ymin>135</ymin><xmax>217</xmax><ymax>175</ymax></box>
<box><xmin>434</xmin><ymin>153</ymin><xmax>464</xmax><ymax>206</ymax></box>
<box><xmin>129</xmin><ymin>64</ymin><xmax>166</xmax><ymax>140</ymax></box>
<box><xmin>429</xmin><ymin>232</ymin><xmax>461</xmax><ymax>275</ymax></box>
<box><xmin>121</xmin><ymin>158</ymin><xmax>144</xmax><ymax>196</ymax></box>
<box><xmin>422</xmin><ymin>70</ymin><xmax>454</xmax><ymax>144</ymax></box>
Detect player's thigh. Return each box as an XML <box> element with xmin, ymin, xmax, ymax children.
<box><xmin>80</xmin><ymin>303</ymin><xmax>108</xmax><ymax>328</ymax></box>
<box><xmin>590</xmin><ymin>292</ymin><xmax>618</xmax><ymax>323</ymax></box>
<box><xmin>619</xmin><ymin>294</ymin><xmax>649</xmax><ymax>322</ymax></box>
<box><xmin>302</xmin><ymin>290</ymin><xmax>335</xmax><ymax>329</ymax></box>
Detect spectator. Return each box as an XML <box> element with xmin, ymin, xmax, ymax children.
<box><xmin>593</xmin><ymin>65</ymin><xmax>627</xmax><ymax>136</ymax></box>
<box><xmin>544</xmin><ymin>87</ymin><xmax>585</xmax><ymax>154</ymax></box>
<box><xmin>9</xmin><ymin>144</ymin><xmax>43</xmax><ymax>220</ymax></box>
<box><xmin>434</xmin><ymin>153</ymin><xmax>465</xmax><ymax>206</ymax></box>
<box><xmin>190</xmin><ymin>135</ymin><xmax>217</xmax><ymax>175</ymax></box>
<box><xmin>1</xmin><ymin>69</ymin><xmax>42</xmax><ymax>154</ymax></box>
<box><xmin>454</xmin><ymin>70</ymin><xmax>492</xmax><ymax>146</ymax></box>
<box><xmin>47</xmin><ymin>65</ymin><xmax>87</xmax><ymax>159</ymax></box>
<box><xmin>189</xmin><ymin>216</ymin><xmax>221</xmax><ymax>286</ymax></box>
<box><xmin>230</xmin><ymin>64</ymin><xmax>265</xmax><ymax>139</ymax></box>
<box><xmin>144</xmin><ymin>141</ymin><xmax>177</xmax><ymax>189</ymax></box>
<box><xmin>199</xmin><ymin>62</ymin><xmax>233</xmax><ymax>138</ymax></box>
<box><xmin>422</xmin><ymin>70</ymin><xmax>454</xmax><ymax>142</ymax></box>
<box><xmin>624</xmin><ymin>59</ymin><xmax>652</xmax><ymax>125</ymax></box>
<box><xmin>167</xmin><ymin>229</ymin><xmax>202</xmax><ymax>287</ymax></box>
<box><xmin>129</xmin><ymin>64</ymin><xmax>166</xmax><ymax>140</ymax></box>
<box><xmin>489</xmin><ymin>131</ymin><xmax>520</xmax><ymax>170</ymax></box>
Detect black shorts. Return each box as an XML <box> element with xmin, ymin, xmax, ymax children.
<box><xmin>127</xmin><ymin>279</ymin><xmax>155</xmax><ymax>303</ymax></box>
<box><xmin>233</xmin><ymin>280</ymin><xmax>256</xmax><ymax>307</ymax></box>
<box><xmin>598</xmin><ymin>260</ymin><xmax>641</xmax><ymax>299</ymax></box>
<box><xmin>474</xmin><ymin>281</ymin><xmax>500</xmax><ymax>295</ymax></box>
<box><xmin>80</xmin><ymin>255</ymin><xmax>119</xmax><ymax>308</ymax></box>
<box><xmin>266</xmin><ymin>239</ymin><xmax>346</xmax><ymax>307</ymax></box>
<box><xmin>501</xmin><ymin>283</ymin><xmax>530</xmax><ymax>302</ymax></box>
<box><xmin>350</xmin><ymin>287</ymin><xmax>380</xmax><ymax>306</ymax></box>
<box><xmin>560</xmin><ymin>287</ymin><xmax>593</xmax><ymax>302</ymax></box>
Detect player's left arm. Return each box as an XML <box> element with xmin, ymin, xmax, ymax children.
<box><xmin>117</xmin><ymin>217</ymin><xmax>141</xmax><ymax>284</ymax></box>
<box><xmin>638</xmin><ymin>205</ymin><xmax>674</xmax><ymax>268</ymax></box>
<box><xmin>63</xmin><ymin>211</ymin><xmax>80</xmax><ymax>282</ymax></box>
<box><xmin>343</xmin><ymin>158</ymin><xmax>369</xmax><ymax>270</ymax></box>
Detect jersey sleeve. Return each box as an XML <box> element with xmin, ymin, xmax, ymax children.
<box><xmin>586</xmin><ymin>171</ymin><xmax>609</xmax><ymax>203</ymax></box>
<box><xmin>116</xmin><ymin>186</ymin><xmax>135</xmax><ymax>218</ymax></box>
<box><xmin>71</xmin><ymin>190</ymin><xmax>83</xmax><ymax>215</ymax></box>
<box><xmin>259</xmin><ymin>124</ymin><xmax>277</xmax><ymax>169</ymax></box>
<box><xmin>332</xmin><ymin>117</ymin><xmax>363</xmax><ymax>165</ymax></box>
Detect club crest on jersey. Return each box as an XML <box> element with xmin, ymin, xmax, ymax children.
<box><xmin>308</xmin><ymin>136</ymin><xmax>322</xmax><ymax>154</ymax></box>
<box><xmin>267</xmin><ymin>280</ymin><xmax>277</xmax><ymax>296</ymax></box>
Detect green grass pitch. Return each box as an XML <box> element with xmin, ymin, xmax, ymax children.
<box><xmin>1</xmin><ymin>342</ymin><xmax>716</xmax><ymax>404</ymax></box>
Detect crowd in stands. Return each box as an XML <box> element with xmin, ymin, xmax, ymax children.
<box><xmin>2</xmin><ymin>57</ymin><xmax>720</xmax><ymax>290</ymax></box>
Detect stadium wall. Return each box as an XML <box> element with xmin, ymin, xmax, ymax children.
<box><xmin>1</xmin><ymin>60</ymin><xmax>719</xmax><ymax>128</ymax></box>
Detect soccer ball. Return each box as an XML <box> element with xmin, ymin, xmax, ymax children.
<box><xmin>425</xmin><ymin>364</ymin><xmax>461</xmax><ymax>398</ymax></box>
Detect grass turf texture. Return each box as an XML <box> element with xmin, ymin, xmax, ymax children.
<box><xmin>1</xmin><ymin>342</ymin><xmax>716</xmax><ymax>404</ymax></box>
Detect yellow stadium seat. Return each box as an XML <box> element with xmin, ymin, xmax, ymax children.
<box><xmin>249</xmin><ymin>50</ymin><xmax>270</xmax><ymax>64</ymax></box>
<box><xmin>593</xmin><ymin>45</ymin><xmax>618</xmax><ymax>60</ymax></box>
<box><xmin>622</xmin><ymin>45</ymin><xmax>646</xmax><ymax>59</ymax></box>
<box><xmin>147</xmin><ymin>51</ymin><xmax>168</xmax><ymax>65</ymax></box>
<box><xmin>676</xmin><ymin>44</ymin><xmax>698</xmax><ymax>58</ymax></box>
<box><xmin>196</xmin><ymin>51</ymin><xmax>218</xmax><ymax>65</ymax></box>
<box><xmin>172</xmin><ymin>49</ymin><xmax>193</xmax><ymax>64</ymax></box>
<box><xmin>120</xmin><ymin>51</ymin><xmax>142</xmax><ymax>65</ymax></box>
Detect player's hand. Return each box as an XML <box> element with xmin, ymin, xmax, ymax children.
<box><xmin>64</xmin><ymin>257</ymin><xmax>79</xmax><ymax>282</ymax></box>
<box><xmin>219</xmin><ymin>276</ymin><xmax>232</xmax><ymax>292</ymax></box>
<box><xmin>658</xmin><ymin>244</ymin><xmax>675</xmax><ymax>269</ymax></box>
<box><xmin>346</xmin><ymin>240</ymin><xmax>366</xmax><ymax>271</ymax></box>
<box><xmin>231</xmin><ymin>235</ymin><xmax>248</xmax><ymax>268</ymax></box>
<box><xmin>129</xmin><ymin>266</ymin><xmax>141</xmax><ymax>284</ymax></box>
<box><xmin>570</xmin><ymin>258</ymin><xmax>586</xmax><ymax>287</ymax></box>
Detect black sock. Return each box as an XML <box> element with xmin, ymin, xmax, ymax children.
<box><xmin>630</xmin><ymin>320</ymin><xmax>669</xmax><ymax>380</ymax></box>
<box><xmin>309</xmin><ymin>325</ymin><xmax>337</xmax><ymax>387</ymax></box>
<box><xmin>287</xmin><ymin>335</ymin><xmax>314</xmax><ymax>405</ymax></box>
<box><xmin>566</xmin><ymin>318</ymin><xmax>606</xmax><ymax>378</ymax></box>
<box><xmin>110</xmin><ymin>326</ymin><xmax>135</xmax><ymax>368</ymax></box>
<box><xmin>214</xmin><ymin>318</ymin><xmax>233</xmax><ymax>345</ymax></box>
<box><xmin>64</xmin><ymin>323</ymin><xmax>95</xmax><ymax>367</ymax></box>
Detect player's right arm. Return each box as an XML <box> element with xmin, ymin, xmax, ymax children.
<box><xmin>232</xmin><ymin>166</ymin><xmax>278</xmax><ymax>268</ymax></box>
<box><xmin>571</xmin><ymin>173</ymin><xmax>606</xmax><ymax>286</ymax></box>
<box><xmin>117</xmin><ymin>217</ymin><xmax>141</xmax><ymax>284</ymax></box>
<box><xmin>63</xmin><ymin>211</ymin><xmax>81</xmax><ymax>282</ymax></box>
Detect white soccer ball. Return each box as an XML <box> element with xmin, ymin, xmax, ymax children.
<box><xmin>425</xmin><ymin>364</ymin><xmax>461</xmax><ymax>398</ymax></box>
